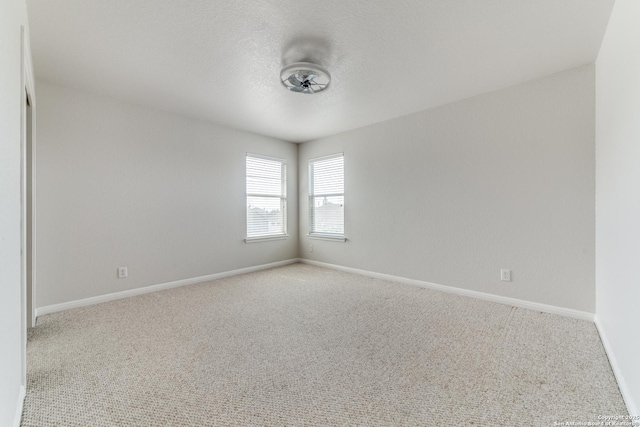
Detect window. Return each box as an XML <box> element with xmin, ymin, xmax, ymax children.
<box><xmin>309</xmin><ymin>153</ymin><xmax>345</xmax><ymax>240</ymax></box>
<box><xmin>246</xmin><ymin>154</ymin><xmax>287</xmax><ymax>241</ymax></box>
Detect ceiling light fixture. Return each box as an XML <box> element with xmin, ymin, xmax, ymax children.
<box><xmin>280</xmin><ymin>62</ymin><xmax>331</xmax><ymax>94</ymax></box>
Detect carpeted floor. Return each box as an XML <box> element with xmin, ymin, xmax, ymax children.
<box><xmin>22</xmin><ymin>263</ymin><xmax>627</xmax><ymax>426</ymax></box>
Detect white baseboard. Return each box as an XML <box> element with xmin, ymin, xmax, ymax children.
<box><xmin>36</xmin><ymin>258</ymin><xmax>300</xmax><ymax>317</ymax></box>
<box><xmin>594</xmin><ymin>316</ymin><xmax>638</xmax><ymax>417</ymax></box>
<box><xmin>13</xmin><ymin>385</ymin><xmax>25</xmax><ymax>427</ymax></box>
<box><xmin>36</xmin><ymin>255</ymin><xmax>594</xmax><ymax>323</ymax></box>
<box><xmin>300</xmin><ymin>259</ymin><xmax>595</xmax><ymax>322</ymax></box>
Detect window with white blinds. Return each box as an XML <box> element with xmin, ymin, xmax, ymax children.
<box><xmin>246</xmin><ymin>154</ymin><xmax>287</xmax><ymax>240</ymax></box>
<box><xmin>309</xmin><ymin>153</ymin><xmax>344</xmax><ymax>238</ymax></box>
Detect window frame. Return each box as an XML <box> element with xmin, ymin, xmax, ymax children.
<box><xmin>308</xmin><ymin>153</ymin><xmax>346</xmax><ymax>242</ymax></box>
<box><xmin>245</xmin><ymin>153</ymin><xmax>287</xmax><ymax>243</ymax></box>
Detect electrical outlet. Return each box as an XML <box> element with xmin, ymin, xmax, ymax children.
<box><xmin>308</xmin><ymin>244</ymin><xmax>313</xmax><ymax>252</ymax></box>
<box><xmin>118</xmin><ymin>266</ymin><xmax>128</xmax><ymax>279</ymax></box>
<box><xmin>500</xmin><ymin>269</ymin><xmax>511</xmax><ymax>282</ymax></box>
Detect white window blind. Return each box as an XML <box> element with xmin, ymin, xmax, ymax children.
<box><xmin>309</xmin><ymin>153</ymin><xmax>344</xmax><ymax>238</ymax></box>
<box><xmin>246</xmin><ymin>154</ymin><xmax>287</xmax><ymax>240</ymax></box>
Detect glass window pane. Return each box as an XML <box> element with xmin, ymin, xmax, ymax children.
<box><xmin>311</xmin><ymin>155</ymin><xmax>344</xmax><ymax>195</ymax></box>
<box><xmin>247</xmin><ymin>156</ymin><xmax>284</xmax><ymax>196</ymax></box>
<box><xmin>310</xmin><ymin>195</ymin><xmax>344</xmax><ymax>234</ymax></box>
<box><xmin>246</xmin><ymin>155</ymin><xmax>286</xmax><ymax>238</ymax></box>
<box><xmin>309</xmin><ymin>153</ymin><xmax>344</xmax><ymax>237</ymax></box>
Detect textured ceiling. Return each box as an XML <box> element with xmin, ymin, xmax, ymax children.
<box><xmin>26</xmin><ymin>0</ymin><xmax>614</xmax><ymax>142</ymax></box>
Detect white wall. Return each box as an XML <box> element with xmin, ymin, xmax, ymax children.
<box><xmin>0</xmin><ymin>0</ymin><xmax>32</xmax><ymax>425</ymax></box>
<box><xmin>35</xmin><ymin>80</ymin><xmax>298</xmax><ymax>308</ymax></box>
<box><xmin>299</xmin><ymin>65</ymin><xmax>595</xmax><ymax>312</ymax></box>
<box><xmin>596</xmin><ymin>0</ymin><xmax>640</xmax><ymax>416</ymax></box>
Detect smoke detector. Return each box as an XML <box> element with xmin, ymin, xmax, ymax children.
<box><xmin>281</xmin><ymin>62</ymin><xmax>331</xmax><ymax>94</ymax></box>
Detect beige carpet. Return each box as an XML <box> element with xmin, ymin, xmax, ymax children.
<box><xmin>22</xmin><ymin>264</ymin><xmax>627</xmax><ymax>426</ymax></box>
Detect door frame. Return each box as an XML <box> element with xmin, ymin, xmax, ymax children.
<box><xmin>20</xmin><ymin>24</ymin><xmax>37</xmax><ymax>389</ymax></box>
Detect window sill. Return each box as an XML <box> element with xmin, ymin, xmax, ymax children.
<box><xmin>244</xmin><ymin>235</ymin><xmax>288</xmax><ymax>243</ymax></box>
<box><xmin>307</xmin><ymin>234</ymin><xmax>347</xmax><ymax>242</ymax></box>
